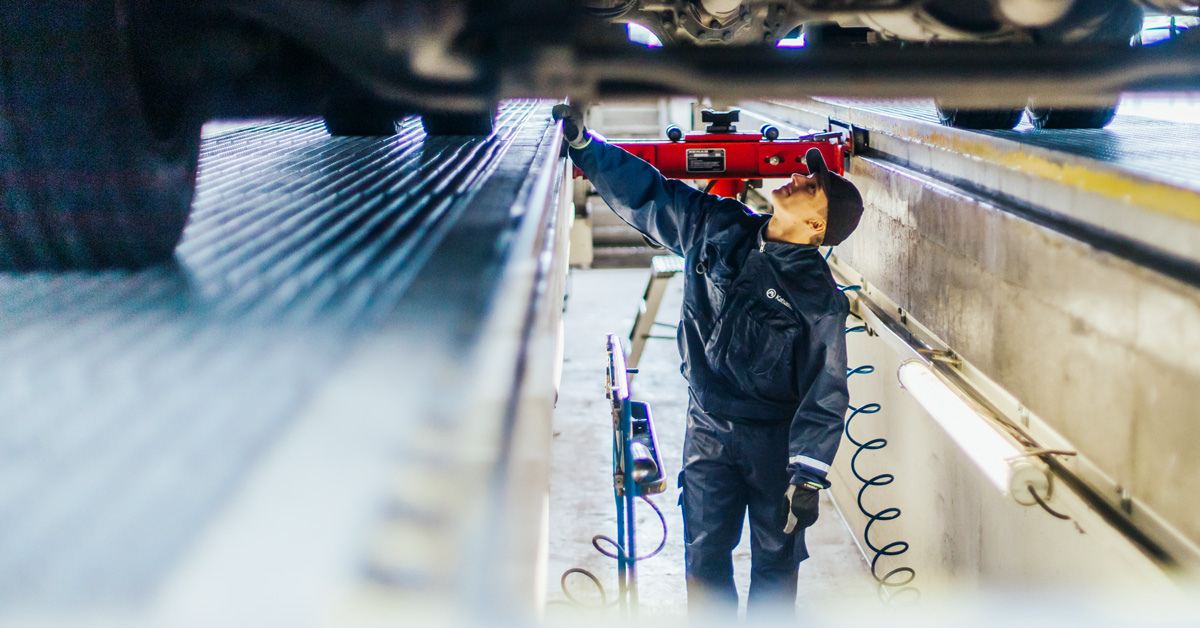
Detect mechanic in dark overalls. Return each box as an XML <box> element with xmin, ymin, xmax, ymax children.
<box><xmin>554</xmin><ymin>105</ymin><xmax>864</xmax><ymax>618</ymax></box>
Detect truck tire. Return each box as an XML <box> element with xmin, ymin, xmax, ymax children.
<box><xmin>323</xmin><ymin>97</ymin><xmax>400</xmax><ymax>137</ymax></box>
<box><xmin>421</xmin><ymin>110</ymin><xmax>496</xmax><ymax>136</ymax></box>
<box><xmin>0</xmin><ymin>0</ymin><xmax>202</xmax><ymax>270</ymax></box>
<box><xmin>1026</xmin><ymin>105</ymin><xmax>1118</xmax><ymax>129</ymax></box>
<box><xmin>935</xmin><ymin>104</ymin><xmax>1025</xmax><ymax>130</ymax></box>
<box><xmin>801</xmin><ymin>23</ymin><xmax>873</xmax><ymax>46</ymax></box>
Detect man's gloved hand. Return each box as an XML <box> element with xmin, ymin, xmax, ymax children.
<box><xmin>783</xmin><ymin>484</ymin><xmax>820</xmax><ymax>534</ymax></box>
<box><xmin>551</xmin><ymin>103</ymin><xmax>590</xmax><ymax>148</ymax></box>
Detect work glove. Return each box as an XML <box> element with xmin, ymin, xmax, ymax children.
<box><xmin>783</xmin><ymin>484</ymin><xmax>820</xmax><ymax>534</ymax></box>
<box><xmin>551</xmin><ymin>103</ymin><xmax>591</xmax><ymax>149</ymax></box>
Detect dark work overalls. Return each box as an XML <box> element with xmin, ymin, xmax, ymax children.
<box><xmin>569</xmin><ymin>134</ymin><xmax>849</xmax><ymax>619</ymax></box>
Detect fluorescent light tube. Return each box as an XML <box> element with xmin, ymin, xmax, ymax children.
<box><xmin>898</xmin><ymin>360</ymin><xmax>1048</xmax><ymax>505</ymax></box>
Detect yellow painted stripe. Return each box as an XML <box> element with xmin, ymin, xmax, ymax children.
<box><xmin>919</xmin><ymin>129</ymin><xmax>1200</xmax><ymax>226</ymax></box>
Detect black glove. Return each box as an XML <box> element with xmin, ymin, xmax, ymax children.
<box><xmin>551</xmin><ymin>103</ymin><xmax>590</xmax><ymax>148</ymax></box>
<box><xmin>783</xmin><ymin>484</ymin><xmax>820</xmax><ymax>534</ymax></box>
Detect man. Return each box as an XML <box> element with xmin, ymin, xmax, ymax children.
<box><xmin>553</xmin><ymin>104</ymin><xmax>865</xmax><ymax>618</ymax></box>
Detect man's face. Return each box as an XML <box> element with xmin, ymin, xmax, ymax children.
<box><xmin>770</xmin><ymin>173</ymin><xmax>829</xmax><ymax>227</ymax></box>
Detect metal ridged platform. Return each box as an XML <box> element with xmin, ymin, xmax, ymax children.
<box><xmin>0</xmin><ymin>100</ymin><xmax>564</xmax><ymax>621</ymax></box>
<box><xmin>812</xmin><ymin>99</ymin><xmax>1200</xmax><ymax>193</ymax></box>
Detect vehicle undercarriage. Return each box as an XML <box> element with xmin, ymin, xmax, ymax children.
<box><xmin>1</xmin><ymin>0</ymin><xmax>1199</xmax><ymax>269</ymax></box>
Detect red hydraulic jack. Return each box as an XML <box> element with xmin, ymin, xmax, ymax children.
<box><xmin>573</xmin><ymin>109</ymin><xmax>848</xmax><ymax>200</ymax></box>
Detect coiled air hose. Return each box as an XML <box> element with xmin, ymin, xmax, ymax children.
<box><xmin>839</xmin><ymin>282</ymin><xmax>920</xmax><ymax>604</ymax></box>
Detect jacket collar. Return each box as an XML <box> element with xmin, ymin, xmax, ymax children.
<box><xmin>756</xmin><ymin>221</ymin><xmax>821</xmax><ymax>262</ymax></box>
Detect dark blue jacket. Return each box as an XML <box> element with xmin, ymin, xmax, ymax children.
<box><xmin>570</xmin><ymin>135</ymin><xmax>849</xmax><ymax>488</ymax></box>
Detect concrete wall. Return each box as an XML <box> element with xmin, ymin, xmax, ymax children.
<box><xmin>828</xmin><ymin>153</ymin><xmax>1200</xmax><ymax>585</ymax></box>
<box><xmin>831</xmin><ymin>328</ymin><xmax>1172</xmax><ymax>599</ymax></box>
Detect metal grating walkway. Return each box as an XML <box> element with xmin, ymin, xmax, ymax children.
<box><xmin>0</xmin><ymin>101</ymin><xmax>553</xmax><ymax>612</ymax></box>
<box><xmin>817</xmin><ymin>99</ymin><xmax>1200</xmax><ymax>194</ymax></box>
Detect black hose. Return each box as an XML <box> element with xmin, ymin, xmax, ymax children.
<box><xmin>1029</xmin><ymin>485</ymin><xmax>1072</xmax><ymax>520</ymax></box>
<box><xmin>556</xmin><ymin>495</ymin><xmax>668</xmax><ymax>609</ymax></box>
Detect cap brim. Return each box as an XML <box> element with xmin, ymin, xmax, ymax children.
<box><xmin>804</xmin><ymin>148</ymin><xmax>831</xmax><ymax>190</ymax></box>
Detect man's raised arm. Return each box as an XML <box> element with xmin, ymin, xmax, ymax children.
<box><xmin>556</xmin><ymin>105</ymin><xmax>720</xmax><ymax>258</ymax></box>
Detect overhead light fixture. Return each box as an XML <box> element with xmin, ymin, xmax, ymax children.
<box><xmin>776</xmin><ymin>34</ymin><xmax>806</xmax><ymax>48</ymax></box>
<box><xmin>626</xmin><ymin>23</ymin><xmax>663</xmax><ymax>48</ymax></box>
<box><xmin>897</xmin><ymin>360</ymin><xmax>1048</xmax><ymax>506</ymax></box>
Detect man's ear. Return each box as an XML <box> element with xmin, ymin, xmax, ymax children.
<box><xmin>806</xmin><ymin>219</ymin><xmax>826</xmax><ymax>233</ymax></box>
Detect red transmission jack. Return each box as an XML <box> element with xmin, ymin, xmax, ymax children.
<box><xmin>573</xmin><ymin>109</ymin><xmax>847</xmax><ymax>199</ymax></box>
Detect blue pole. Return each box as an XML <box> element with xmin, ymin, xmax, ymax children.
<box><xmin>615</xmin><ymin>432</ymin><xmax>628</xmax><ymax>616</ymax></box>
<box><xmin>622</xmin><ymin>396</ymin><xmax>639</xmax><ymax>617</ymax></box>
<box><xmin>607</xmin><ymin>335</ymin><xmax>645</xmax><ymax>617</ymax></box>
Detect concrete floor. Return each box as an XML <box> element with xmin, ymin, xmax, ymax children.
<box><xmin>544</xmin><ymin>268</ymin><xmax>880</xmax><ymax>623</ymax></box>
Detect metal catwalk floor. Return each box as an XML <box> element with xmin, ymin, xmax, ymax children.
<box><xmin>818</xmin><ymin>99</ymin><xmax>1200</xmax><ymax>194</ymax></box>
<box><xmin>0</xmin><ymin>101</ymin><xmax>557</xmax><ymax>621</ymax></box>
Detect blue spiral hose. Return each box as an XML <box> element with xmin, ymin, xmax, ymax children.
<box><xmin>839</xmin><ymin>283</ymin><xmax>919</xmax><ymax>603</ymax></box>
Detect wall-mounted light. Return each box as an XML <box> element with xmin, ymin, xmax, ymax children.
<box><xmin>897</xmin><ymin>360</ymin><xmax>1049</xmax><ymax>506</ymax></box>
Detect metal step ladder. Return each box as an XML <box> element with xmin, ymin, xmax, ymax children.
<box><xmin>626</xmin><ymin>254</ymin><xmax>685</xmax><ymax>372</ymax></box>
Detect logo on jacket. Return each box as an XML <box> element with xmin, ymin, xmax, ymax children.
<box><xmin>766</xmin><ymin>289</ymin><xmax>792</xmax><ymax>310</ymax></box>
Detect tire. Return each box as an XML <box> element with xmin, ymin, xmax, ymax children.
<box><xmin>0</xmin><ymin>0</ymin><xmax>202</xmax><ymax>270</ymax></box>
<box><xmin>1023</xmin><ymin>0</ymin><xmax>1133</xmax><ymax>131</ymax></box>
<box><xmin>1026</xmin><ymin>105</ymin><xmax>1118</xmax><ymax>129</ymax></box>
<box><xmin>421</xmin><ymin>110</ymin><xmax>496</xmax><ymax>136</ymax></box>
<box><xmin>935</xmin><ymin>104</ymin><xmax>1025</xmax><ymax>130</ymax></box>
<box><xmin>801</xmin><ymin>23</ymin><xmax>873</xmax><ymax>47</ymax></box>
<box><xmin>323</xmin><ymin>97</ymin><xmax>400</xmax><ymax>137</ymax></box>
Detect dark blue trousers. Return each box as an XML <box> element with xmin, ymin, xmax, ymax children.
<box><xmin>680</xmin><ymin>392</ymin><xmax>808</xmax><ymax>620</ymax></box>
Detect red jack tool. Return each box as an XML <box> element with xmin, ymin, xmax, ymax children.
<box><xmin>574</xmin><ymin>109</ymin><xmax>847</xmax><ymax>199</ymax></box>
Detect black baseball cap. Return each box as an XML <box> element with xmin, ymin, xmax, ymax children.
<box><xmin>805</xmin><ymin>148</ymin><xmax>864</xmax><ymax>246</ymax></box>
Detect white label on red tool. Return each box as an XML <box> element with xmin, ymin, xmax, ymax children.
<box><xmin>686</xmin><ymin>148</ymin><xmax>725</xmax><ymax>173</ymax></box>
